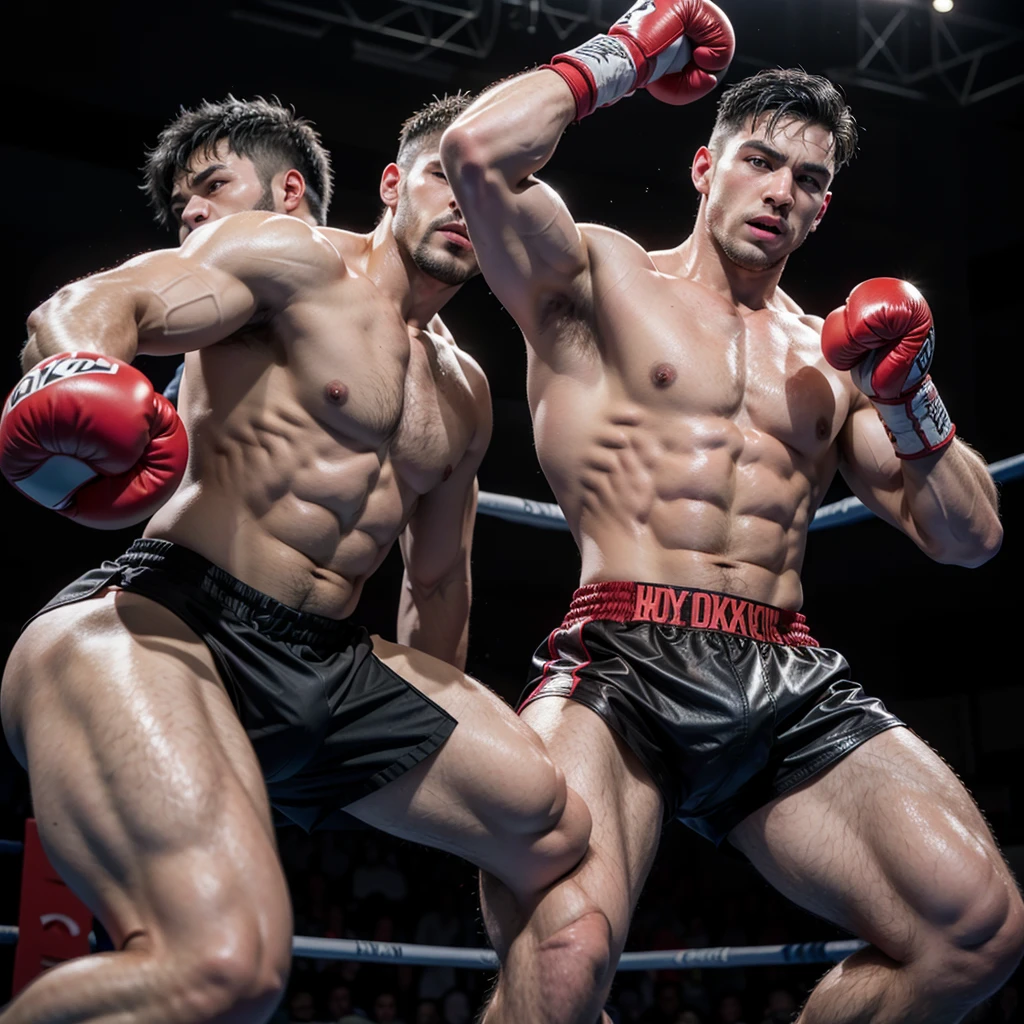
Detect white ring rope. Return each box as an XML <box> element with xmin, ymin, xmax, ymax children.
<box><xmin>0</xmin><ymin>924</ymin><xmax>865</xmax><ymax>969</ymax></box>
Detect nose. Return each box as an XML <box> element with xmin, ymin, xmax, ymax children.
<box><xmin>181</xmin><ymin>194</ymin><xmax>211</xmax><ymax>232</ymax></box>
<box><xmin>762</xmin><ymin>167</ymin><xmax>795</xmax><ymax>211</ymax></box>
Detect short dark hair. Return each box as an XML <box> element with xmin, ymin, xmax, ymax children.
<box><xmin>142</xmin><ymin>95</ymin><xmax>333</xmax><ymax>228</ymax></box>
<box><xmin>710</xmin><ymin>69</ymin><xmax>858</xmax><ymax>173</ymax></box>
<box><xmin>396</xmin><ymin>93</ymin><xmax>474</xmax><ymax>170</ymax></box>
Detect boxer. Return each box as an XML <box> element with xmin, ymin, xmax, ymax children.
<box><xmin>440</xmin><ymin>2</ymin><xmax>1024</xmax><ymax>1020</ymax></box>
<box><xmin>0</xmin><ymin>96</ymin><xmax>590</xmax><ymax>1023</ymax></box>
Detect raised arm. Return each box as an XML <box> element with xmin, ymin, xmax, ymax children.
<box><xmin>23</xmin><ymin>210</ymin><xmax>340</xmax><ymax>370</ymax></box>
<box><xmin>826</xmin><ymin>278</ymin><xmax>1002</xmax><ymax>566</ymax></box>
<box><xmin>440</xmin><ymin>0</ymin><xmax>734</xmax><ymax>336</ymax></box>
<box><xmin>439</xmin><ymin>72</ymin><xmax>586</xmax><ymax>336</ymax></box>
<box><xmin>397</xmin><ymin>348</ymin><xmax>492</xmax><ymax>669</ymax></box>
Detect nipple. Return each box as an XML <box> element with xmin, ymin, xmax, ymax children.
<box><xmin>325</xmin><ymin>379</ymin><xmax>349</xmax><ymax>405</ymax></box>
<box><xmin>651</xmin><ymin>362</ymin><xmax>677</xmax><ymax>388</ymax></box>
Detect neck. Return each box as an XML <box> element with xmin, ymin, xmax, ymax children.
<box><xmin>674</xmin><ymin>199</ymin><xmax>788</xmax><ymax>311</ymax></box>
<box><xmin>366</xmin><ymin>210</ymin><xmax>462</xmax><ymax>328</ymax></box>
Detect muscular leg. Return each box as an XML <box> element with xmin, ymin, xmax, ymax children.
<box><xmin>0</xmin><ymin>591</ymin><xmax>293</xmax><ymax>1023</ymax></box>
<box><xmin>479</xmin><ymin>700</ymin><xmax>664</xmax><ymax>1024</ymax></box>
<box><xmin>730</xmin><ymin>727</ymin><xmax>1024</xmax><ymax>1024</ymax></box>
<box><xmin>344</xmin><ymin>638</ymin><xmax>593</xmax><ymax>903</ymax></box>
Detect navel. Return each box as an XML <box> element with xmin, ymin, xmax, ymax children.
<box><xmin>651</xmin><ymin>362</ymin><xmax>678</xmax><ymax>388</ymax></box>
<box><xmin>324</xmin><ymin>379</ymin><xmax>349</xmax><ymax>405</ymax></box>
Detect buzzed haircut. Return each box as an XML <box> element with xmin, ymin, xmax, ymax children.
<box><xmin>710</xmin><ymin>69</ymin><xmax>858</xmax><ymax>172</ymax></box>
<box><xmin>396</xmin><ymin>93</ymin><xmax>474</xmax><ymax>171</ymax></box>
<box><xmin>143</xmin><ymin>95</ymin><xmax>334</xmax><ymax>227</ymax></box>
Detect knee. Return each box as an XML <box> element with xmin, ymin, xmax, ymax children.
<box><xmin>532</xmin><ymin>908</ymin><xmax>616</xmax><ymax>1013</ymax></box>
<box><xmin>494</xmin><ymin>757</ymin><xmax>591</xmax><ymax>891</ymax></box>
<box><xmin>924</xmin><ymin>861</ymin><xmax>1024</xmax><ymax>1007</ymax></box>
<box><xmin>177</xmin><ymin>919</ymin><xmax>292</xmax><ymax>1024</ymax></box>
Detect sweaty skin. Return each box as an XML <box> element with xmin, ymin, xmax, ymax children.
<box><xmin>3</xmin><ymin>138</ymin><xmax>592</xmax><ymax>1024</ymax></box>
<box><xmin>441</xmin><ymin>68</ymin><xmax>1013</xmax><ymax>1024</ymax></box>
<box><xmin>24</xmin><ymin>162</ymin><xmax>487</xmax><ymax>636</ymax></box>
<box><xmin>442</xmin><ymin>72</ymin><xmax>1001</xmax><ymax>613</ymax></box>
<box><xmin>531</xmin><ymin>230</ymin><xmax>848</xmax><ymax>607</ymax></box>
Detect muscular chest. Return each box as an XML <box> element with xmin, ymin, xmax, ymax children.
<box><xmin>601</xmin><ymin>274</ymin><xmax>846</xmax><ymax>459</ymax></box>
<box><xmin>285</xmin><ymin>276</ymin><xmax>409</xmax><ymax>445</ymax></box>
<box><xmin>389</xmin><ymin>331</ymin><xmax>477</xmax><ymax>493</ymax></box>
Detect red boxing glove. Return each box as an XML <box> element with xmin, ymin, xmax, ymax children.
<box><xmin>544</xmin><ymin>0</ymin><xmax>735</xmax><ymax>121</ymax></box>
<box><xmin>0</xmin><ymin>352</ymin><xmax>188</xmax><ymax>528</ymax></box>
<box><xmin>822</xmin><ymin>279</ymin><xmax>955</xmax><ymax>459</ymax></box>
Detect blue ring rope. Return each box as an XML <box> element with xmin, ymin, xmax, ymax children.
<box><xmin>477</xmin><ymin>453</ymin><xmax>1024</xmax><ymax>532</ymax></box>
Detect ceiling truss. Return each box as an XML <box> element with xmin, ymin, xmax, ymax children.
<box><xmin>232</xmin><ymin>0</ymin><xmax>1024</xmax><ymax>106</ymax></box>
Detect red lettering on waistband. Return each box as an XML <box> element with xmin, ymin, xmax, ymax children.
<box><xmin>691</xmin><ymin>591</ymin><xmax>712</xmax><ymax>628</ymax></box>
<box><xmin>564</xmin><ymin>581</ymin><xmax>818</xmax><ymax>647</ymax></box>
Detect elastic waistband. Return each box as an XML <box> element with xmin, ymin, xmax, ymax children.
<box><xmin>562</xmin><ymin>581</ymin><xmax>818</xmax><ymax>647</ymax></box>
<box><xmin>116</xmin><ymin>539</ymin><xmax>352</xmax><ymax>645</ymax></box>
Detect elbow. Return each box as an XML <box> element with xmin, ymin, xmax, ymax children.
<box><xmin>961</xmin><ymin>518</ymin><xmax>1004</xmax><ymax>568</ymax></box>
<box><xmin>22</xmin><ymin>303</ymin><xmax>53</xmax><ymax>371</ymax></box>
<box><xmin>440</xmin><ymin>124</ymin><xmax>507</xmax><ymax>198</ymax></box>
<box><xmin>439</xmin><ymin>123</ymin><xmax>474</xmax><ymax>176</ymax></box>
<box><xmin>930</xmin><ymin>518</ymin><xmax>1004</xmax><ymax>569</ymax></box>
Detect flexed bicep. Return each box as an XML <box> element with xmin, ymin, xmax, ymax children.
<box><xmin>25</xmin><ymin>211</ymin><xmax>342</xmax><ymax>366</ymax></box>
<box><xmin>136</xmin><ymin>211</ymin><xmax>342</xmax><ymax>354</ymax></box>
<box><xmin>441</xmin><ymin>70</ymin><xmax>590</xmax><ymax>333</ymax></box>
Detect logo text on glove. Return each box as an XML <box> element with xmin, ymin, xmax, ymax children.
<box><xmin>6</xmin><ymin>355</ymin><xmax>120</xmax><ymax>412</ymax></box>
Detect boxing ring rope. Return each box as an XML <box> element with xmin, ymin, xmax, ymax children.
<box><xmin>476</xmin><ymin>453</ymin><xmax>1024</xmax><ymax>532</ymax></box>
<box><xmin>0</xmin><ymin>921</ymin><xmax>864</xmax><ymax>969</ymax></box>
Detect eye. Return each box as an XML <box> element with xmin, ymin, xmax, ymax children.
<box><xmin>799</xmin><ymin>176</ymin><xmax>822</xmax><ymax>191</ymax></box>
<box><xmin>747</xmin><ymin>157</ymin><xmax>770</xmax><ymax>169</ymax></box>
<box><xmin>432</xmin><ymin>171</ymin><xmax>448</xmax><ymax>181</ymax></box>
<box><xmin>206</xmin><ymin>179</ymin><xmax>226</xmax><ymax>193</ymax></box>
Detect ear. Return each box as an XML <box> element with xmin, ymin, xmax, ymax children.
<box><xmin>809</xmin><ymin>190</ymin><xmax>832</xmax><ymax>233</ymax></box>
<box><xmin>280</xmin><ymin>169</ymin><xmax>307</xmax><ymax>213</ymax></box>
<box><xmin>691</xmin><ymin>146</ymin><xmax>713</xmax><ymax>196</ymax></box>
<box><xmin>380</xmin><ymin>162</ymin><xmax>401</xmax><ymax>210</ymax></box>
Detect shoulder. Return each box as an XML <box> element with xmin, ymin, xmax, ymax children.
<box><xmin>179</xmin><ymin>212</ymin><xmax>343</xmax><ymax>279</ymax></box>
<box><xmin>579</xmin><ymin>223</ymin><xmax>654</xmax><ymax>267</ymax></box>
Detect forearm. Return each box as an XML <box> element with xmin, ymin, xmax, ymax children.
<box><xmin>24</xmin><ymin>277</ymin><xmax>141</xmax><ymax>372</ymax></box>
<box><xmin>397</xmin><ymin>571</ymin><xmax>471</xmax><ymax>671</ymax></box>
<box><xmin>441</xmin><ymin>70</ymin><xmax>576</xmax><ymax>191</ymax></box>
<box><xmin>899</xmin><ymin>439</ymin><xmax>1002</xmax><ymax>567</ymax></box>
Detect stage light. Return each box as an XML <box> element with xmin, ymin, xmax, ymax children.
<box><xmin>932</xmin><ymin>0</ymin><xmax>953</xmax><ymax>12</ymax></box>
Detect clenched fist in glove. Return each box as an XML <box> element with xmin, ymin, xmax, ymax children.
<box><xmin>544</xmin><ymin>0</ymin><xmax>736</xmax><ymax>121</ymax></box>
<box><xmin>821</xmin><ymin>279</ymin><xmax>956</xmax><ymax>459</ymax></box>
<box><xmin>0</xmin><ymin>352</ymin><xmax>188</xmax><ymax>527</ymax></box>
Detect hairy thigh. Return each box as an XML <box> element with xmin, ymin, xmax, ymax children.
<box><xmin>730</xmin><ymin>727</ymin><xmax>1013</xmax><ymax>958</ymax></box>
<box><xmin>2</xmin><ymin>590</ymin><xmax>283</xmax><ymax>949</ymax></box>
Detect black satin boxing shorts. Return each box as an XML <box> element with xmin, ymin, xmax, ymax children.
<box><xmin>519</xmin><ymin>581</ymin><xmax>903</xmax><ymax>844</ymax></box>
<box><xmin>25</xmin><ymin>538</ymin><xmax>457</xmax><ymax>832</ymax></box>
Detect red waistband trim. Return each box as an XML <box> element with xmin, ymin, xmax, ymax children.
<box><xmin>562</xmin><ymin>581</ymin><xmax>818</xmax><ymax>647</ymax></box>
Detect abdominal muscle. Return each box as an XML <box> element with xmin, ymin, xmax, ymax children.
<box><xmin>539</xmin><ymin>405</ymin><xmax>822</xmax><ymax>612</ymax></box>
<box><xmin>146</xmin><ymin>392</ymin><xmax>411</xmax><ymax>619</ymax></box>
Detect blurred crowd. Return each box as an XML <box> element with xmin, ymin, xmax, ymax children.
<box><xmin>266</xmin><ymin>823</ymin><xmax>1021</xmax><ymax>1024</ymax></box>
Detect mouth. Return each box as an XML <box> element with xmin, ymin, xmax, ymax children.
<box><xmin>437</xmin><ymin>222</ymin><xmax>473</xmax><ymax>250</ymax></box>
<box><xmin>746</xmin><ymin>217</ymin><xmax>785</xmax><ymax>240</ymax></box>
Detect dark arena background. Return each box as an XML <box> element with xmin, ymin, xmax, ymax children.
<box><xmin>2</xmin><ymin>1</ymin><xmax>1023</xmax><ymax>1021</ymax></box>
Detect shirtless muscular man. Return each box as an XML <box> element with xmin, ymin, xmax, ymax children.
<box><xmin>0</xmin><ymin>96</ymin><xmax>589</xmax><ymax>1023</ymax></box>
<box><xmin>440</xmin><ymin>2</ymin><xmax>1024</xmax><ymax>1021</ymax></box>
